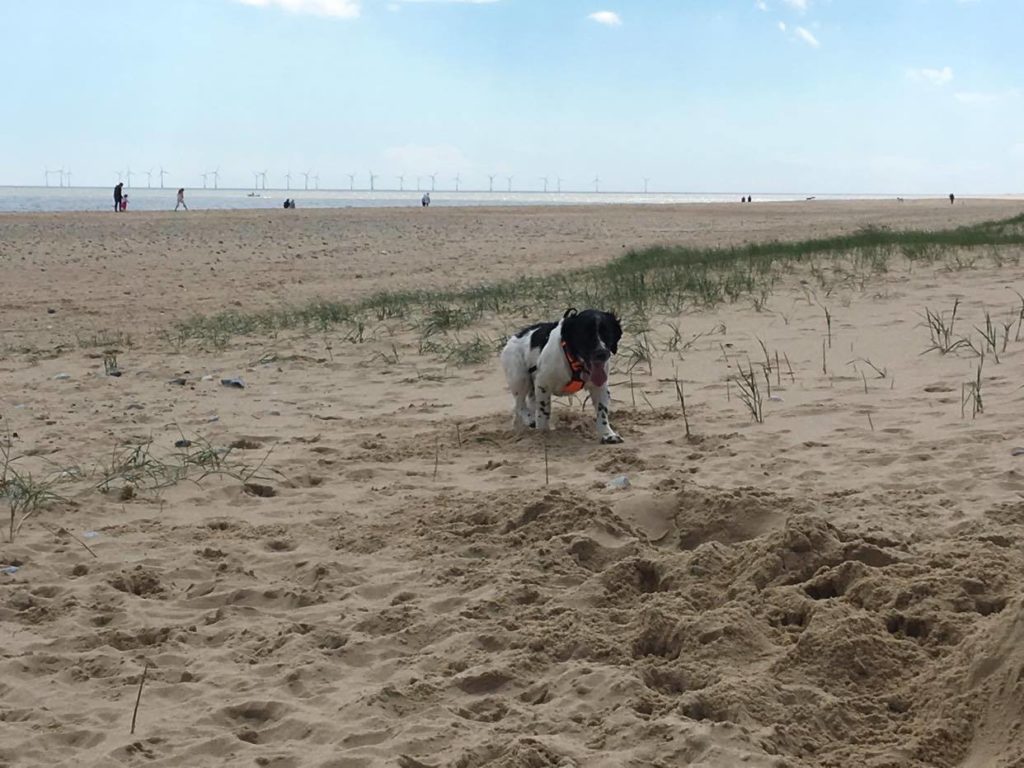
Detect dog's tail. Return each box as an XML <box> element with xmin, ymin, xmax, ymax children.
<box><xmin>562</xmin><ymin>308</ymin><xmax>578</xmax><ymax>320</ymax></box>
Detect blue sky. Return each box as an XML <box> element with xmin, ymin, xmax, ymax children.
<box><xmin>1</xmin><ymin>0</ymin><xmax>1021</xmax><ymax>193</ymax></box>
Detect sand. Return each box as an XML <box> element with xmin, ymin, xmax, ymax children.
<box><xmin>2</xmin><ymin>199</ymin><xmax>1024</xmax><ymax>767</ymax></box>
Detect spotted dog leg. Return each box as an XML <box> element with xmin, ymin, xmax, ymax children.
<box><xmin>534</xmin><ymin>383</ymin><xmax>553</xmax><ymax>432</ymax></box>
<box><xmin>588</xmin><ymin>382</ymin><xmax>623</xmax><ymax>444</ymax></box>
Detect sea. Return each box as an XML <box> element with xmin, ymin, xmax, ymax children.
<box><xmin>0</xmin><ymin>186</ymin><xmax>952</xmax><ymax>214</ymax></box>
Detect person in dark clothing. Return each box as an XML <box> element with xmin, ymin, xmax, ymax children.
<box><xmin>949</xmin><ymin>193</ymin><xmax>955</xmax><ymax>205</ymax></box>
<box><xmin>113</xmin><ymin>182</ymin><xmax>124</xmax><ymax>212</ymax></box>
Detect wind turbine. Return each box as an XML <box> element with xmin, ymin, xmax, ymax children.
<box><xmin>593</xmin><ymin>175</ymin><xmax>600</xmax><ymax>193</ymax></box>
<box><xmin>453</xmin><ymin>173</ymin><xmax>460</xmax><ymax>192</ymax></box>
<box><xmin>429</xmin><ymin>172</ymin><xmax>437</xmax><ymax>192</ymax></box>
<box><xmin>488</xmin><ymin>174</ymin><xmax>496</xmax><ymax>193</ymax></box>
<box><xmin>159</xmin><ymin>166</ymin><xmax>169</xmax><ymax>188</ymax></box>
<box><xmin>261</xmin><ymin>170</ymin><xmax>268</xmax><ymax>190</ymax></box>
<box><xmin>116</xmin><ymin>170</ymin><xmax>124</xmax><ymax>184</ymax></box>
<box><xmin>313</xmin><ymin>173</ymin><xmax>319</xmax><ymax>190</ymax></box>
<box><xmin>126</xmin><ymin>166</ymin><xmax>133</xmax><ymax>188</ymax></box>
<box><xmin>285</xmin><ymin>170</ymin><xmax>292</xmax><ymax>190</ymax></box>
<box><xmin>201</xmin><ymin>172</ymin><xmax>208</xmax><ymax>189</ymax></box>
<box><xmin>369</xmin><ymin>171</ymin><xmax>377</xmax><ymax>191</ymax></box>
<box><xmin>303</xmin><ymin>170</ymin><xmax>311</xmax><ymax>190</ymax></box>
<box><xmin>540</xmin><ymin>176</ymin><xmax>549</xmax><ymax>193</ymax></box>
<box><xmin>63</xmin><ymin>169</ymin><xmax>72</xmax><ymax>187</ymax></box>
<box><xmin>506</xmin><ymin>175</ymin><xmax>514</xmax><ymax>192</ymax></box>
<box><xmin>144</xmin><ymin>168</ymin><xmax>153</xmax><ymax>188</ymax></box>
<box><xmin>44</xmin><ymin>168</ymin><xmax>51</xmax><ymax>187</ymax></box>
<box><xmin>397</xmin><ymin>174</ymin><xmax>404</xmax><ymax>191</ymax></box>
<box><xmin>556</xmin><ymin>176</ymin><xmax>563</xmax><ymax>193</ymax></box>
<box><xmin>643</xmin><ymin>177</ymin><xmax>650</xmax><ymax>194</ymax></box>
<box><xmin>211</xmin><ymin>168</ymin><xmax>220</xmax><ymax>189</ymax></box>
<box><xmin>347</xmin><ymin>173</ymin><xmax>356</xmax><ymax>191</ymax></box>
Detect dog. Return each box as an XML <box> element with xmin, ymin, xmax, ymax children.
<box><xmin>501</xmin><ymin>308</ymin><xmax>624</xmax><ymax>444</ymax></box>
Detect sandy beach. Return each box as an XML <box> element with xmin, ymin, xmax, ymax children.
<box><xmin>3</xmin><ymin>198</ymin><xmax>1024</xmax><ymax>767</ymax></box>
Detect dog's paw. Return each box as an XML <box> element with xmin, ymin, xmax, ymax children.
<box><xmin>601</xmin><ymin>434</ymin><xmax>624</xmax><ymax>445</ymax></box>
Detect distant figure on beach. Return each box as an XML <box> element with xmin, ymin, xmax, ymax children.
<box><xmin>740</xmin><ymin>196</ymin><xmax>746</xmax><ymax>203</ymax></box>
<box><xmin>113</xmin><ymin>182</ymin><xmax>123</xmax><ymax>212</ymax></box>
<box><xmin>747</xmin><ymin>195</ymin><xmax>752</xmax><ymax>203</ymax></box>
<box><xmin>283</xmin><ymin>198</ymin><xmax>291</xmax><ymax>209</ymax></box>
<box><xmin>949</xmin><ymin>193</ymin><xmax>955</xmax><ymax>205</ymax></box>
<box><xmin>175</xmin><ymin>188</ymin><xmax>188</xmax><ymax>211</ymax></box>
<box><xmin>120</xmin><ymin>194</ymin><xmax>128</xmax><ymax>212</ymax></box>
<box><xmin>421</xmin><ymin>192</ymin><xmax>431</xmax><ymax>208</ymax></box>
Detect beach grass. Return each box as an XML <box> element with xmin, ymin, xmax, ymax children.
<box><xmin>169</xmin><ymin>213</ymin><xmax>1024</xmax><ymax>358</ymax></box>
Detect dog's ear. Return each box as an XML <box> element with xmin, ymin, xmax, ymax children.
<box><xmin>560</xmin><ymin>310</ymin><xmax>585</xmax><ymax>355</ymax></box>
<box><xmin>563</xmin><ymin>308</ymin><xmax>578</xmax><ymax>320</ymax></box>
<box><xmin>602</xmin><ymin>312</ymin><xmax>623</xmax><ymax>354</ymax></box>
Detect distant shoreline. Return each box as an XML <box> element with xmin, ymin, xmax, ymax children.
<box><xmin>3</xmin><ymin>197</ymin><xmax>1024</xmax><ymax>218</ymax></box>
<box><xmin>2</xmin><ymin>186</ymin><xmax>1021</xmax><ymax>215</ymax></box>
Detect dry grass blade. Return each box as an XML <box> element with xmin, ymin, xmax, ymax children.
<box><xmin>733</xmin><ymin>361</ymin><xmax>764</xmax><ymax>423</ymax></box>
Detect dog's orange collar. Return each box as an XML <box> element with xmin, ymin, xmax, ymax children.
<box><xmin>561</xmin><ymin>340</ymin><xmax>588</xmax><ymax>394</ymax></box>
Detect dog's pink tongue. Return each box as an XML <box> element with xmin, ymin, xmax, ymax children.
<box><xmin>590</xmin><ymin>360</ymin><xmax>608</xmax><ymax>387</ymax></box>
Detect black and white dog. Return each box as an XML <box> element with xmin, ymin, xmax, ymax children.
<box><xmin>501</xmin><ymin>308</ymin><xmax>624</xmax><ymax>444</ymax></box>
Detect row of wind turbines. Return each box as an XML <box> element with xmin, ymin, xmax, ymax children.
<box><xmin>255</xmin><ymin>171</ymin><xmax>652</xmax><ymax>194</ymax></box>
<box><xmin>43</xmin><ymin>167</ymin><xmax>655</xmax><ymax>194</ymax></box>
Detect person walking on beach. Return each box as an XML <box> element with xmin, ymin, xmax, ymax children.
<box><xmin>175</xmin><ymin>188</ymin><xmax>188</xmax><ymax>211</ymax></box>
<box><xmin>949</xmin><ymin>193</ymin><xmax>955</xmax><ymax>205</ymax></box>
<box><xmin>421</xmin><ymin>192</ymin><xmax>431</xmax><ymax>208</ymax></box>
<box><xmin>113</xmin><ymin>182</ymin><xmax>123</xmax><ymax>212</ymax></box>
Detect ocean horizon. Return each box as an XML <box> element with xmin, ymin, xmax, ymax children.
<box><xmin>2</xmin><ymin>186</ymin><xmax>1010</xmax><ymax>214</ymax></box>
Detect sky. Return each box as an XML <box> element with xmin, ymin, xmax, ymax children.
<box><xmin>1</xmin><ymin>0</ymin><xmax>1021</xmax><ymax>193</ymax></box>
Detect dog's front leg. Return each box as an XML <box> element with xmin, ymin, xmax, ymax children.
<box><xmin>534</xmin><ymin>383</ymin><xmax>553</xmax><ymax>431</ymax></box>
<box><xmin>588</xmin><ymin>383</ymin><xmax>623</xmax><ymax>444</ymax></box>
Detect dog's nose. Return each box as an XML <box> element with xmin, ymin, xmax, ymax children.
<box><xmin>593</xmin><ymin>349</ymin><xmax>611</xmax><ymax>363</ymax></box>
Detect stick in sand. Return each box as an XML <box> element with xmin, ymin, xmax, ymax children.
<box><xmin>41</xmin><ymin>523</ymin><xmax>98</xmax><ymax>559</ymax></box>
<box><xmin>130</xmin><ymin>662</ymin><xmax>149</xmax><ymax>735</ymax></box>
<box><xmin>544</xmin><ymin>436</ymin><xmax>549</xmax><ymax>486</ymax></box>
<box><xmin>433</xmin><ymin>437</ymin><xmax>439</xmax><ymax>481</ymax></box>
<box><xmin>674</xmin><ymin>375</ymin><xmax>691</xmax><ymax>439</ymax></box>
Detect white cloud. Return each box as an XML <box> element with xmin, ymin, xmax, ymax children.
<box><xmin>907</xmin><ymin>66</ymin><xmax>953</xmax><ymax>86</ymax></box>
<box><xmin>794</xmin><ymin>25</ymin><xmax>819</xmax><ymax>47</ymax></box>
<box><xmin>233</xmin><ymin>0</ymin><xmax>359</xmax><ymax>18</ymax></box>
<box><xmin>778</xmin><ymin>20</ymin><xmax>786</xmax><ymax>31</ymax></box>
<box><xmin>782</xmin><ymin>0</ymin><xmax>808</xmax><ymax>11</ymax></box>
<box><xmin>756</xmin><ymin>0</ymin><xmax>768</xmax><ymax>10</ymax></box>
<box><xmin>399</xmin><ymin>0</ymin><xmax>499</xmax><ymax>4</ymax></box>
<box><xmin>588</xmin><ymin>11</ymin><xmax>622</xmax><ymax>27</ymax></box>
